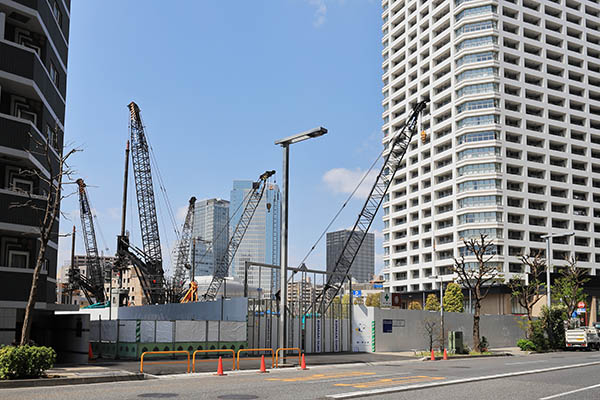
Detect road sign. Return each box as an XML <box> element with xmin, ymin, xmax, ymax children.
<box><xmin>380</xmin><ymin>292</ymin><xmax>391</xmax><ymax>308</ymax></box>
<box><xmin>392</xmin><ymin>293</ymin><xmax>401</xmax><ymax>307</ymax></box>
<box><xmin>352</xmin><ymin>290</ymin><xmax>362</xmax><ymax>297</ymax></box>
<box><xmin>578</xmin><ymin>301</ymin><xmax>586</xmax><ymax>308</ymax></box>
<box><xmin>576</xmin><ymin>308</ymin><xmax>586</xmax><ymax>314</ymax></box>
<box><xmin>373</xmin><ymin>284</ymin><xmax>383</xmax><ymax>288</ymax></box>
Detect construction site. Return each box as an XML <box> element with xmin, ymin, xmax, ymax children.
<box><xmin>51</xmin><ymin>98</ymin><xmax>435</xmax><ymax>364</ymax></box>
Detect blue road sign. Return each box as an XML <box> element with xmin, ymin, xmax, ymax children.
<box><xmin>352</xmin><ymin>290</ymin><xmax>362</xmax><ymax>297</ymax></box>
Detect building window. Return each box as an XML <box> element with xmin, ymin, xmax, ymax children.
<box><xmin>49</xmin><ymin>62</ymin><xmax>59</xmax><ymax>86</ymax></box>
<box><xmin>457</xmin><ymin>162</ymin><xmax>500</xmax><ymax>176</ymax></box>
<box><xmin>8</xmin><ymin>250</ymin><xmax>29</xmax><ymax>268</ymax></box>
<box><xmin>457</xmin><ymin>179</ymin><xmax>501</xmax><ymax>193</ymax></box>
<box><xmin>457</xmin><ymin>99</ymin><xmax>498</xmax><ymax>114</ymax></box>
<box><xmin>455</xmin><ymin>20</ymin><xmax>497</xmax><ymax>37</ymax></box>
<box><xmin>6</xmin><ymin>167</ymin><xmax>34</xmax><ymax>194</ymax></box>
<box><xmin>455</xmin><ymin>5</ymin><xmax>496</xmax><ymax>22</ymax></box>
<box><xmin>457</xmin><ymin>130</ymin><xmax>498</xmax><ymax>144</ymax></box>
<box><xmin>457</xmin><ymin>146</ymin><xmax>501</xmax><ymax>160</ymax></box>
<box><xmin>52</xmin><ymin>1</ymin><xmax>62</xmax><ymax>26</ymax></box>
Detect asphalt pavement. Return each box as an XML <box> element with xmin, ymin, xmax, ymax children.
<box><xmin>3</xmin><ymin>350</ymin><xmax>600</xmax><ymax>399</ymax></box>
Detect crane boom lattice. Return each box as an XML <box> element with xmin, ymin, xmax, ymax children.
<box><xmin>202</xmin><ymin>170</ymin><xmax>275</xmax><ymax>301</ymax></box>
<box><xmin>316</xmin><ymin>100</ymin><xmax>428</xmax><ymax>314</ymax></box>
<box><xmin>75</xmin><ymin>178</ymin><xmax>106</xmax><ymax>303</ymax></box>
<box><xmin>128</xmin><ymin>101</ymin><xmax>165</xmax><ymax>303</ymax></box>
<box><xmin>171</xmin><ymin>196</ymin><xmax>196</xmax><ymax>301</ymax></box>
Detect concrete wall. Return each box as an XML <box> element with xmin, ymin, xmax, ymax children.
<box><xmin>51</xmin><ymin>314</ymin><xmax>89</xmax><ymax>364</ymax></box>
<box><xmin>356</xmin><ymin>306</ymin><xmax>524</xmax><ymax>352</ymax></box>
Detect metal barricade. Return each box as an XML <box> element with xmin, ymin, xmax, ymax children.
<box><xmin>236</xmin><ymin>348</ymin><xmax>275</xmax><ymax>370</ymax></box>
<box><xmin>140</xmin><ymin>350</ymin><xmax>190</xmax><ymax>373</ymax></box>
<box><xmin>275</xmin><ymin>347</ymin><xmax>301</xmax><ymax>368</ymax></box>
<box><xmin>192</xmin><ymin>349</ymin><xmax>236</xmax><ymax>372</ymax></box>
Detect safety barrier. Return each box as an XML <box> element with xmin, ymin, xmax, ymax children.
<box><xmin>236</xmin><ymin>348</ymin><xmax>274</xmax><ymax>370</ymax></box>
<box><xmin>140</xmin><ymin>351</ymin><xmax>190</xmax><ymax>373</ymax></box>
<box><xmin>192</xmin><ymin>349</ymin><xmax>236</xmax><ymax>372</ymax></box>
<box><xmin>275</xmin><ymin>347</ymin><xmax>302</xmax><ymax>368</ymax></box>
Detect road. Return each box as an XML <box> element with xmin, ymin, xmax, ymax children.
<box><xmin>4</xmin><ymin>351</ymin><xmax>600</xmax><ymax>399</ymax></box>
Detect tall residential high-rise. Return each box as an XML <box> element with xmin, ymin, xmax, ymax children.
<box><xmin>0</xmin><ymin>0</ymin><xmax>70</xmax><ymax>344</ymax></box>
<box><xmin>191</xmin><ymin>199</ymin><xmax>229</xmax><ymax>277</ymax></box>
<box><xmin>230</xmin><ymin>180</ymin><xmax>281</xmax><ymax>296</ymax></box>
<box><xmin>381</xmin><ymin>0</ymin><xmax>600</xmax><ymax>313</ymax></box>
<box><xmin>327</xmin><ymin>230</ymin><xmax>375</xmax><ymax>283</ymax></box>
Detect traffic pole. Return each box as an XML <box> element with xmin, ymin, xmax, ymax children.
<box><xmin>215</xmin><ymin>356</ymin><xmax>226</xmax><ymax>376</ymax></box>
<box><xmin>259</xmin><ymin>355</ymin><xmax>268</xmax><ymax>373</ymax></box>
<box><xmin>300</xmin><ymin>353</ymin><xmax>308</xmax><ymax>370</ymax></box>
<box><xmin>443</xmin><ymin>348</ymin><xmax>448</xmax><ymax>360</ymax></box>
<box><xmin>430</xmin><ymin>349</ymin><xmax>435</xmax><ymax>361</ymax></box>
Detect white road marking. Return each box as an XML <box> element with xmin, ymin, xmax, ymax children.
<box><xmin>505</xmin><ymin>360</ymin><xmax>545</xmax><ymax>365</ymax></box>
<box><xmin>539</xmin><ymin>383</ymin><xmax>600</xmax><ymax>400</ymax></box>
<box><xmin>326</xmin><ymin>361</ymin><xmax>600</xmax><ymax>399</ymax></box>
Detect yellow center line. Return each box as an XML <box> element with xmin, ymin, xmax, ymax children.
<box><xmin>334</xmin><ymin>375</ymin><xmax>446</xmax><ymax>389</ymax></box>
<box><xmin>266</xmin><ymin>371</ymin><xmax>376</xmax><ymax>382</ymax></box>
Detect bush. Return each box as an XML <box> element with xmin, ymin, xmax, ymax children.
<box><xmin>530</xmin><ymin>319</ymin><xmax>549</xmax><ymax>352</ymax></box>
<box><xmin>408</xmin><ymin>301</ymin><xmax>422</xmax><ymax>310</ymax></box>
<box><xmin>0</xmin><ymin>345</ymin><xmax>56</xmax><ymax>380</ymax></box>
<box><xmin>542</xmin><ymin>306</ymin><xmax>567</xmax><ymax>350</ymax></box>
<box><xmin>517</xmin><ymin>339</ymin><xmax>536</xmax><ymax>352</ymax></box>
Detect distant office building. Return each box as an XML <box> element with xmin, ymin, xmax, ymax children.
<box><xmin>327</xmin><ymin>230</ymin><xmax>374</xmax><ymax>283</ymax></box>
<box><xmin>191</xmin><ymin>199</ymin><xmax>229</xmax><ymax>277</ymax></box>
<box><xmin>230</xmin><ymin>180</ymin><xmax>281</xmax><ymax>296</ymax></box>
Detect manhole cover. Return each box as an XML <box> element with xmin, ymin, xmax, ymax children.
<box><xmin>217</xmin><ymin>395</ymin><xmax>259</xmax><ymax>400</ymax></box>
<box><xmin>138</xmin><ymin>394</ymin><xmax>179</xmax><ymax>398</ymax></box>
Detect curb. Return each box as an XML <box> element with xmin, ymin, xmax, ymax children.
<box><xmin>421</xmin><ymin>352</ymin><xmax>514</xmax><ymax>361</ymax></box>
<box><xmin>0</xmin><ymin>373</ymin><xmax>146</xmax><ymax>389</ymax></box>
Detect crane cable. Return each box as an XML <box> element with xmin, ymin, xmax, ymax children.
<box><xmin>291</xmin><ymin>147</ymin><xmax>384</xmax><ymax>280</ymax></box>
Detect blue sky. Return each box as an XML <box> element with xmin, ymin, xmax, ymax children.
<box><xmin>59</xmin><ymin>0</ymin><xmax>384</xmax><ymax>277</ymax></box>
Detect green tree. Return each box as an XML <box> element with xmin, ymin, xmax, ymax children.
<box><xmin>443</xmin><ymin>282</ymin><xmax>464</xmax><ymax>312</ymax></box>
<box><xmin>408</xmin><ymin>300</ymin><xmax>422</xmax><ymax>310</ymax></box>
<box><xmin>551</xmin><ymin>257</ymin><xmax>589</xmax><ymax>317</ymax></box>
<box><xmin>365</xmin><ymin>292</ymin><xmax>381</xmax><ymax>307</ymax></box>
<box><xmin>425</xmin><ymin>294</ymin><xmax>440</xmax><ymax>311</ymax></box>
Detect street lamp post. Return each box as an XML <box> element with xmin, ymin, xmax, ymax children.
<box><xmin>275</xmin><ymin>127</ymin><xmax>328</xmax><ymax>351</ymax></box>
<box><xmin>540</xmin><ymin>232</ymin><xmax>575</xmax><ymax>308</ymax></box>
<box><xmin>429</xmin><ymin>275</ymin><xmax>444</xmax><ymax>352</ymax></box>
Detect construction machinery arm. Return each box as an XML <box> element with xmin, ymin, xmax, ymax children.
<box><xmin>202</xmin><ymin>170</ymin><xmax>276</xmax><ymax>301</ymax></box>
<box><xmin>75</xmin><ymin>178</ymin><xmax>106</xmax><ymax>303</ymax></box>
<box><xmin>316</xmin><ymin>100</ymin><xmax>429</xmax><ymax>313</ymax></box>
<box><xmin>127</xmin><ymin>102</ymin><xmax>165</xmax><ymax>304</ymax></box>
<box><xmin>171</xmin><ymin>197</ymin><xmax>196</xmax><ymax>301</ymax></box>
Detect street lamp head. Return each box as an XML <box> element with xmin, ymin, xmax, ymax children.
<box><xmin>541</xmin><ymin>231</ymin><xmax>575</xmax><ymax>239</ymax></box>
<box><xmin>275</xmin><ymin>127</ymin><xmax>328</xmax><ymax>146</ymax></box>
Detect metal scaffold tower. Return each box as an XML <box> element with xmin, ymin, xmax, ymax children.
<box><xmin>170</xmin><ymin>196</ymin><xmax>196</xmax><ymax>302</ymax></box>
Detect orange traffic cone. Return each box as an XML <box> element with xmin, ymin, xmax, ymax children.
<box><xmin>88</xmin><ymin>343</ymin><xmax>94</xmax><ymax>361</ymax></box>
<box><xmin>300</xmin><ymin>353</ymin><xmax>308</xmax><ymax>370</ymax></box>
<box><xmin>430</xmin><ymin>349</ymin><xmax>435</xmax><ymax>361</ymax></box>
<box><xmin>215</xmin><ymin>356</ymin><xmax>226</xmax><ymax>376</ymax></box>
<box><xmin>259</xmin><ymin>355</ymin><xmax>268</xmax><ymax>373</ymax></box>
<box><xmin>443</xmin><ymin>348</ymin><xmax>448</xmax><ymax>360</ymax></box>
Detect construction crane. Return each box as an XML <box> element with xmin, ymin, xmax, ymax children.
<box><xmin>170</xmin><ymin>196</ymin><xmax>196</xmax><ymax>302</ymax></box>
<box><xmin>67</xmin><ymin>179</ymin><xmax>106</xmax><ymax>304</ymax></box>
<box><xmin>315</xmin><ymin>99</ymin><xmax>429</xmax><ymax>314</ymax></box>
<box><xmin>116</xmin><ymin>102</ymin><xmax>166</xmax><ymax>304</ymax></box>
<box><xmin>201</xmin><ymin>170</ymin><xmax>276</xmax><ymax>301</ymax></box>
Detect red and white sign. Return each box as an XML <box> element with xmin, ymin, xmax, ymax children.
<box><xmin>578</xmin><ymin>301</ymin><xmax>586</xmax><ymax>308</ymax></box>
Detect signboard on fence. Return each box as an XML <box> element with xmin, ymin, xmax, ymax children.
<box><xmin>316</xmin><ymin>319</ymin><xmax>322</xmax><ymax>353</ymax></box>
<box><xmin>380</xmin><ymin>292</ymin><xmax>391</xmax><ymax>308</ymax></box>
<box><xmin>334</xmin><ymin>319</ymin><xmax>340</xmax><ymax>352</ymax></box>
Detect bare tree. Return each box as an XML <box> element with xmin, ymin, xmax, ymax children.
<box><xmin>507</xmin><ymin>252</ymin><xmax>546</xmax><ymax>337</ymax></box>
<box><xmin>10</xmin><ymin>131</ymin><xmax>79</xmax><ymax>345</ymax></box>
<box><xmin>421</xmin><ymin>318</ymin><xmax>437</xmax><ymax>353</ymax></box>
<box><xmin>452</xmin><ymin>234</ymin><xmax>503</xmax><ymax>352</ymax></box>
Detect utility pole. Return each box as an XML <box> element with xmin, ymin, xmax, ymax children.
<box><xmin>69</xmin><ymin>225</ymin><xmax>76</xmax><ymax>304</ymax></box>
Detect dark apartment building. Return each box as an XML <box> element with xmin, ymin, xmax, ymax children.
<box><xmin>0</xmin><ymin>0</ymin><xmax>70</xmax><ymax>345</ymax></box>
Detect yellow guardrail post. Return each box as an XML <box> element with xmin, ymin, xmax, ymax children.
<box><xmin>140</xmin><ymin>350</ymin><xmax>190</xmax><ymax>373</ymax></box>
<box><xmin>236</xmin><ymin>348</ymin><xmax>275</xmax><ymax>370</ymax></box>
<box><xmin>275</xmin><ymin>347</ymin><xmax>301</xmax><ymax>368</ymax></box>
<box><xmin>192</xmin><ymin>349</ymin><xmax>236</xmax><ymax>372</ymax></box>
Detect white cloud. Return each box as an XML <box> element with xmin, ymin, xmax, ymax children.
<box><xmin>308</xmin><ymin>0</ymin><xmax>327</xmax><ymax>27</ymax></box>
<box><xmin>176</xmin><ymin>205</ymin><xmax>188</xmax><ymax>224</ymax></box>
<box><xmin>322</xmin><ymin>167</ymin><xmax>378</xmax><ymax>199</ymax></box>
